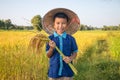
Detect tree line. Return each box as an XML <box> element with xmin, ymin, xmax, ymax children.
<box><xmin>102</xmin><ymin>25</ymin><xmax>120</xmax><ymax>31</ymax></box>
<box><xmin>0</xmin><ymin>15</ymin><xmax>120</xmax><ymax>31</ymax></box>
<box><xmin>80</xmin><ymin>24</ymin><xmax>120</xmax><ymax>31</ymax></box>
<box><xmin>0</xmin><ymin>19</ymin><xmax>33</xmax><ymax>30</ymax></box>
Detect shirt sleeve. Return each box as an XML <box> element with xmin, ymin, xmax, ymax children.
<box><xmin>71</xmin><ymin>37</ymin><xmax>78</xmax><ymax>53</ymax></box>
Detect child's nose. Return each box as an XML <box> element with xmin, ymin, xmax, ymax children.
<box><xmin>59</xmin><ymin>24</ymin><xmax>63</xmax><ymax>28</ymax></box>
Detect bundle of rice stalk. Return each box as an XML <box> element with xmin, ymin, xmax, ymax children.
<box><xmin>28</xmin><ymin>34</ymin><xmax>49</xmax><ymax>54</ymax></box>
<box><xmin>28</xmin><ymin>33</ymin><xmax>78</xmax><ymax>75</ymax></box>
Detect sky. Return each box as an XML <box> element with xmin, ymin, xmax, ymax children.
<box><xmin>0</xmin><ymin>0</ymin><xmax>120</xmax><ymax>27</ymax></box>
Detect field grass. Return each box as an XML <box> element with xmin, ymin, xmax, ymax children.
<box><xmin>0</xmin><ymin>30</ymin><xmax>120</xmax><ymax>80</ymax></box>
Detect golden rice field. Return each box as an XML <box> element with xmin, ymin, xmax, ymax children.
<box><xmin>0</xmin><ymin>30</ymin><xmax>120</xmax><ymax>80</ymax></box>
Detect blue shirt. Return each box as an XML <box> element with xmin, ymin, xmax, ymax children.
<box><xmin>46</xmin><ymin>32</ymin><xmax>78</xmax><ymax>78</ymax></box>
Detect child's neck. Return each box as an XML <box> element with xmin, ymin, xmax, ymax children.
<box><xmin>56</xmin><ymin>32</ymin><xmax>65</xmax><ymax>36</ymax></box>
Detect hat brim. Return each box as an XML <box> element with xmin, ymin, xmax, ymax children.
<box><xmin>42</xmin><ymin>8</ymin><xmax>80</xmax><ymax>35</ymax></box>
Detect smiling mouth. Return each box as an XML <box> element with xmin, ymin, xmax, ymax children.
<box><xmin>58</xmin><ymin>29</ymin><xmax>64</xmax><ymax>31</ymax></box>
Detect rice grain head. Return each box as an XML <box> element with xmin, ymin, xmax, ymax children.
<box><xmin>28</xmin><ymin>34</ymin><xmax>49</xmax><ymax>54</ymax></box>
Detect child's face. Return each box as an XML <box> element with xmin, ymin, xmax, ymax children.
<box><xmin>53</xmin><ymin>17</ymin><xmax>68</xmax><ymax>35</ymax></box>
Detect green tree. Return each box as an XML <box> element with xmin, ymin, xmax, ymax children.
<box><xmin>80</xmin><ymin>24</ymin><xmax>89</xmax><ymax>30</ymax></box>
<box><xmin>4</xmin><ymin>19</ymin><xmax>12</xmax><ymax>30</ymax></box>
<box><xmin>102</xmin><ymin>25</ymin><xmax>108</xmax><ymax>30</ymax></box>
<box><xmin>31</xmin><ymin>15</ymin><xmax>42</xmax><ymax>31</ymax></box>
<box><xmin>0</xmin><ymin>20</ymin><xmax>5</xmax><ymax>29</ymax></box>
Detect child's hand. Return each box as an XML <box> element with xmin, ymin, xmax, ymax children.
<box><xmin>63</xmin><ymin>56</ymin><xmax>72</xmax><ymax>63</ymax></box>
<box><xmin>49</xmin><ymin>40</ymin><xmax>56</xmax><ymax>49</ymax></box>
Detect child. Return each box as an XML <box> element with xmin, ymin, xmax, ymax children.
<box><xmin>42</xmin><ymin>8</ymin><xmax>80</xmax><ymax>80</ymax></box>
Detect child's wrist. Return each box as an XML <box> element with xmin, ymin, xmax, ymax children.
<box><xmin>49</xmin><ymin>47</ymin><xmax>54</xmax><ymax>51</ymax></box>
<box><xmin>69</xmin><ymin>56</ymin><xmax>73</xmax><ymax>62</ymax></box>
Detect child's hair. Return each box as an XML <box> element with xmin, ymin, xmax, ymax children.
<box><xmin>53</xmin><ymin>12</ymin><xmax>69</xmax><ymax>22</ymax></box>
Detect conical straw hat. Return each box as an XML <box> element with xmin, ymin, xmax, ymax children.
<box><xmin>42</xmin><ymin>8</ymin><xmax>80</xmax><ymax>35</ymax></box>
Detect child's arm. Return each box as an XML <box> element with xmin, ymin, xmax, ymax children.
<box><xmin>63</xmin><ymin>52</ymin><xmax>77</xmax><ymax>63</ymax></box>
<box><xmin>47</xmin><ymin>40</ymin><xmax>56</xmax><ymax>58</ymax></box>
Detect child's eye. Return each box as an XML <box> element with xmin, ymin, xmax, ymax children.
<box><xmin>56</xmin><ymin>22</ymin><xmax>60</xmax><ymax>24</ymax></box>
<box><xmin>62</xmin><ymin>23</ymin><xmax>66</xmax><ymax>24</ymax></box>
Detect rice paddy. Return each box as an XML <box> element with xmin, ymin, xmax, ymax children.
<box><xmin>0</xmin><ymin>30</ymin><xmax>120</xmax><ymax>80</ymax></box>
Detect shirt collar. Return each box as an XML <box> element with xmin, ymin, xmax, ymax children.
<box><xmin>54</xmin><ymin>31</ymin><xmax>67</xmax><ymax>38</ymax></box>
